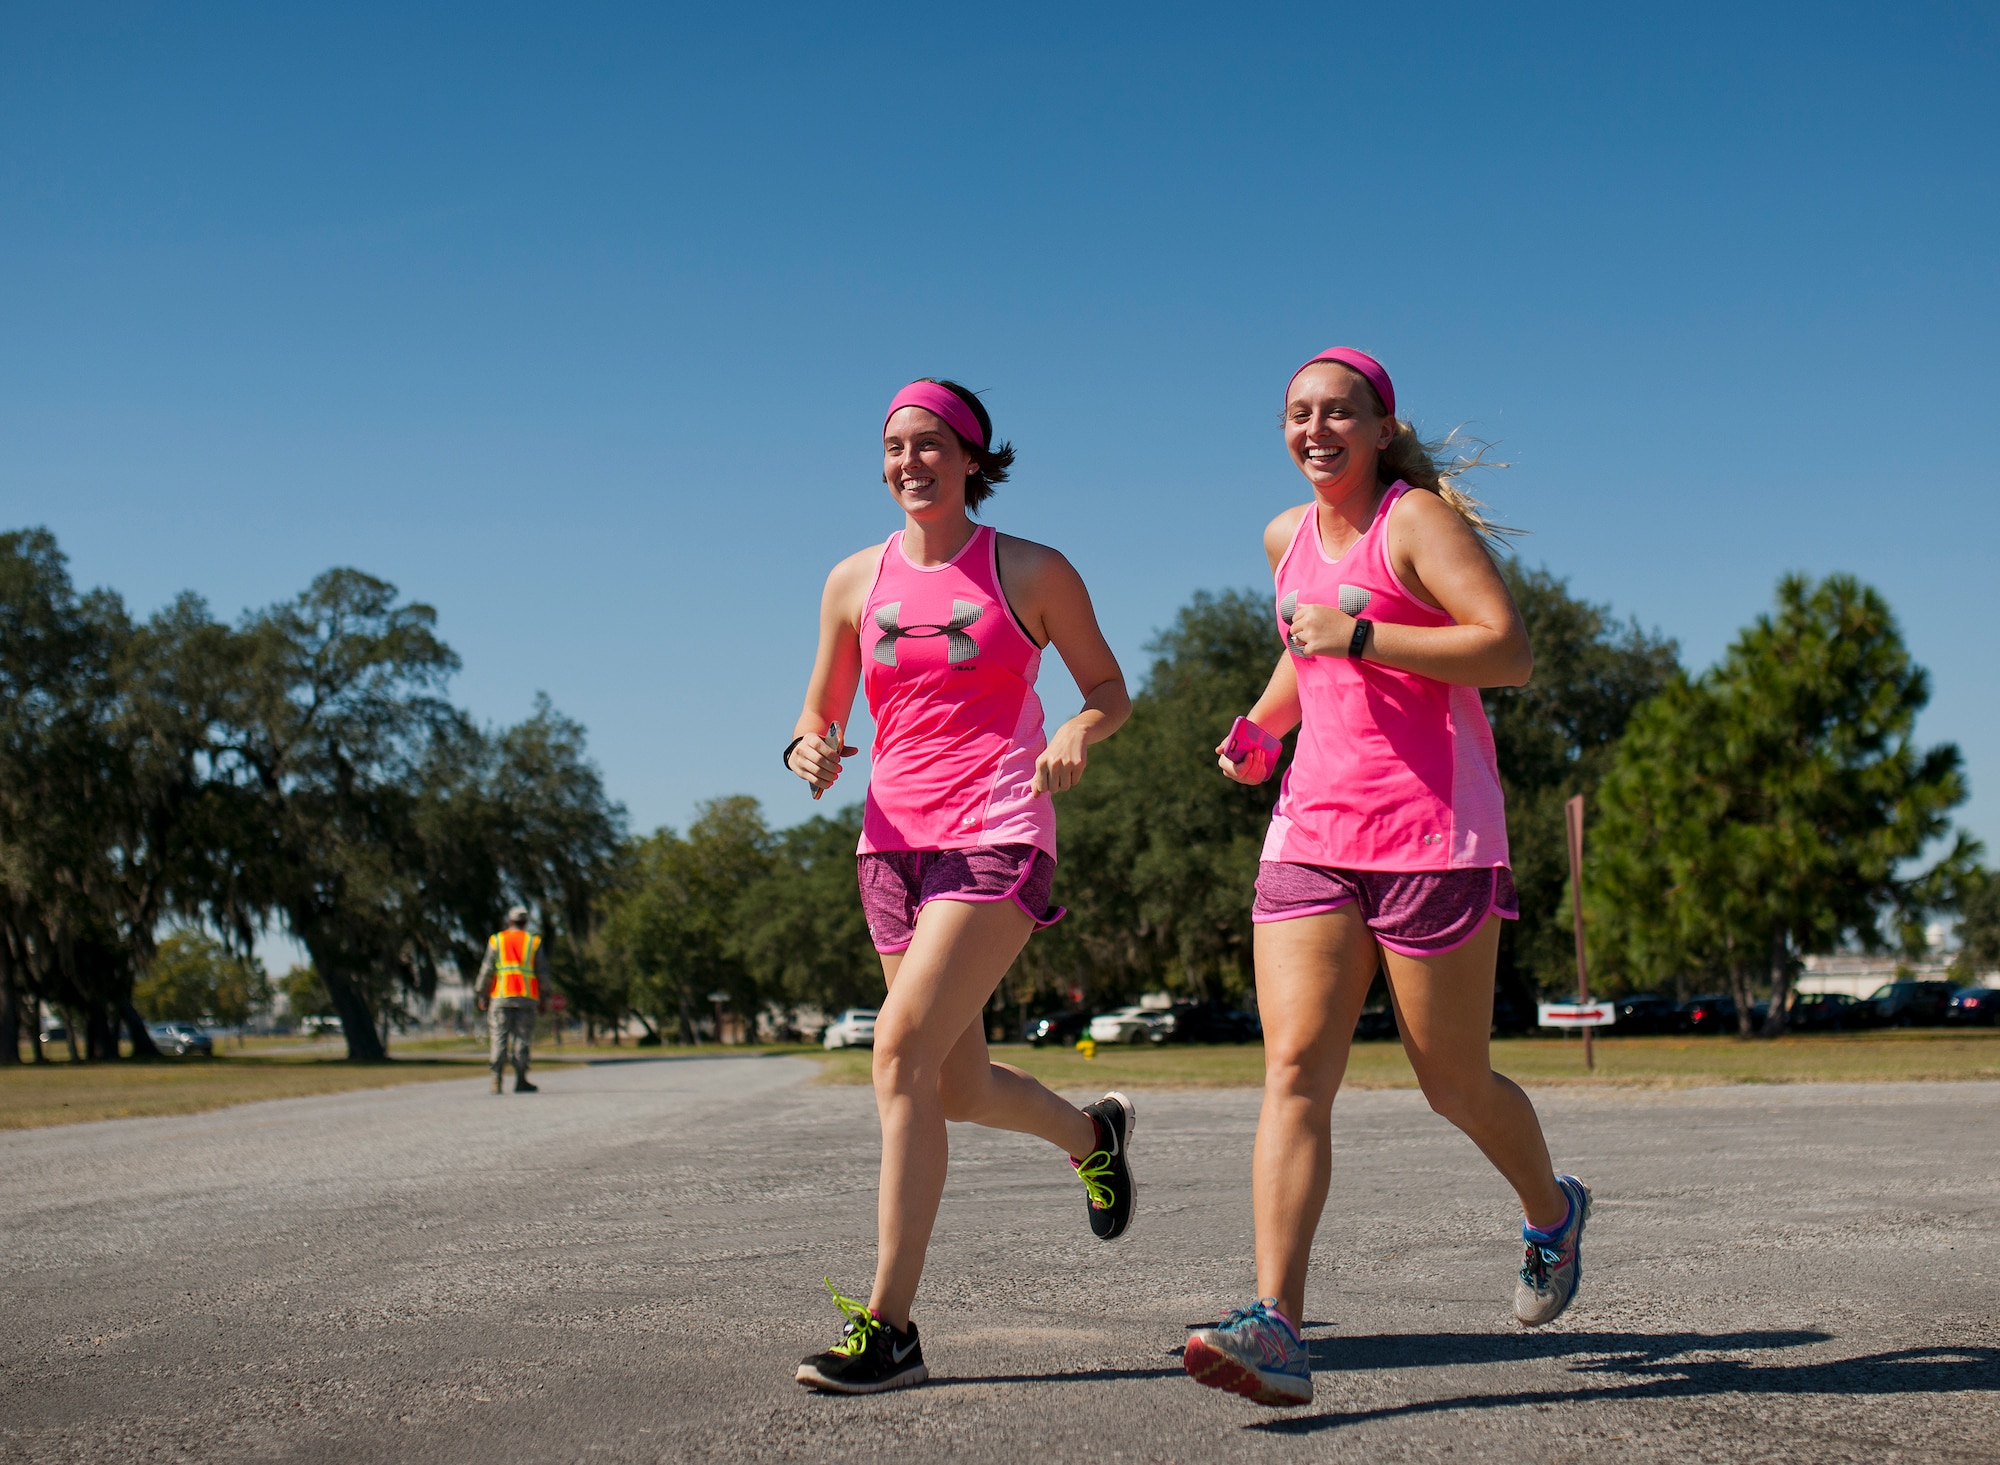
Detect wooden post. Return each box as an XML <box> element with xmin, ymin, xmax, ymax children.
<box><xmin>1565</xmin><ymin>793</ymin><xmax>1594</xmax><ymax>1072</ymax></box>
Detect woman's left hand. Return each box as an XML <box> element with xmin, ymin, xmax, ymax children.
<box><xmin>1033</xmin><ymin>717</ymin><xmax>1092</xmax><ymax>794</ymax></box>
<box><xmin>1284</xmin><ymin>600</ymin><xmax>1358</xmax><ymax>659</ymax></box>
<box><xmin>1215</xmin><ymin>740</ymin><xmax>1272</xmax><ymax>785</ymax></box>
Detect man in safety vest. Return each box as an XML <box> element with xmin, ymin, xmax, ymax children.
<box><xmin>476</xmin><ymin>906</ymin><xmax>548</xmax><ymax>1094</ymax></box>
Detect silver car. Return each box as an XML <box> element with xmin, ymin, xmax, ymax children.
<box><xmin>147</xmin><ymin>1022</ymin><xmax>214</xmax><ymax>1057</ymax></box>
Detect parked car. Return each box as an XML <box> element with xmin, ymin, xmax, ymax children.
<box><xmin>1145</xmin><ymin>1001</ymin><xmax>1260</xmax><ymax>1045</ymax></box>
<box><xmin>1861</xmin><ymin>980</ymin><xmax>1955</xmax><ymax>1028</ymax></box>
<box><xmin>1088</xmin><ymin>1006</ymin><xmax>1164</xmax><ymax>1045</ymax></box>
<box><xmin>1678</xmin><ymin>994</ymin><xmax>1740</xmax><ymax>1034</ymax></box>
<box><xmin>1353</xmin><ymin>1007</ymin><xmax>1398</xmax><ymax>1041</ymax></box>
<box><xmin>299</xmin><ymin>1014</ymin><xmax>343</xmax><ymax>1037</ymax></box>
<box><xmin>1612</xmin><ymin>993</ymin><xmax>1679</xmax><ymax>1035</ymax></box>
<box><xmin>821</xmin><ymin>1008</ymin><xmax>878</xmax><ymax>1049</ymax></box>
<box><xmin>1023</xmin><ymin>1011</ymin><xmax>1092</xmax><ymax>1048</ymax></box>
<box><xmin>146</xmin><ymin>1022</ymin><xmax>213</xmax><ymax>1057</ymax></box>
<box><xmin>1946</xmin><ymin>986</ymin><xmax>1999</xmax><ymax>1027</ymax></box>
<box><xmin>1787</xmin><ymin>991</ymin><xmax>1864</xmax><ymax>1032</ymax></box>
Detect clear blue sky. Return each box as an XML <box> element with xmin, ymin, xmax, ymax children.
<box><xmin>6</xmin><ymin>3</ymin><xmax>1998</xmax><ymax>864</ymax></box>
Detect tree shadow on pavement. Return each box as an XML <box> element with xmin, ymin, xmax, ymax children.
<box><xmin>1249</xmin><ymin>1332</ymin><xmax>1999</xmax><ymax>1435</ymax></box>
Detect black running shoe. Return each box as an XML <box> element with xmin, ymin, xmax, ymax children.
<box><xmin>794</xmin><ymin>1280</ymin><xmax>927</xmax><ymax>1394</ymax></box>
<box><xmin>514</xmin><ymin>1078</ymin><xmax>538</xmax><ymax>1093</ymax></box>
<box><xmin>1074</xmin><ymin>1092</ymin><xmax>1137</xmax><ymax>1241</ymax></box>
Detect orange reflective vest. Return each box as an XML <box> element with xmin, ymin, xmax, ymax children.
<box><xmin>489</xmin><ymin>929</ymin><xmax>541</xmax><ymax>1000</ymax></box>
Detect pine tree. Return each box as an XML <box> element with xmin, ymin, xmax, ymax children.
<box><xmin>1590</xmin><ymin>574</ymin><xmax>1973</xmax><ymax>1034</ymax></box>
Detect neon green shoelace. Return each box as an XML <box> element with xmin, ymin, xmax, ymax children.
<box><xmin>822</xmin><ymin>1277</ymin><xmax>883</xmax><ymax>1358</ymax></box>
<box><xmin>1074</xmin><ymin>1149</ymin><xmax>1115</xmax><ymax>1210</ymax></box>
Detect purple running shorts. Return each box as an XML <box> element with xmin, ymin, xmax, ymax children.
<box><xmin>857</xmin><ymin>845</ymin><xmax>1065</xmax><ymax>955</ymax></box>
<box><xmin>1252</xmin><ymin>862</ymin><xmax>1518</xmax><ymax>956</ymax></box>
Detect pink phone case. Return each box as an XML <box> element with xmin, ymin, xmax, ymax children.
<box><xmin>1222</xmin><ymin>716</ymin><xmax>1282</xmax><ymax>765</ymax></box>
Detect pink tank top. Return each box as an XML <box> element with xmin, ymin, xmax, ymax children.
<box><xmin>857</xmin><ymin>524</ymin><xmax>1056</xmax><ymax>856</ymax></box>
<box><xmin>1262</xmin><ymin>481</ymin><xmax>1509</xmax><ymax>872</ymax></box>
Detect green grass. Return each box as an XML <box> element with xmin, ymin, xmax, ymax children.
<box><xmin>809</xmin><ymin>1028</ymin><xmax>2000</xmax><ymax>1091</ymax></box>
<box><xmin>0</xmin><ymin>1053</ymin><xmax>485</xmax><ymax>1129</ymax></box>
<box><xmin>391</xmin><ymin>1032</ymin><xmax>590</xmax><ymax>1057</ymax></box>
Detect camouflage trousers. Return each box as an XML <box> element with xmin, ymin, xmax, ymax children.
<box><xmin>489</xmin><ymin>1000</ymin><xmax>537</xmax><ymax>1077</ymax></box>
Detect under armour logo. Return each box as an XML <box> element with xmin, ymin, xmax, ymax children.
<box><xmin>1281</xmin><ymin>586</ymin><xmax>1371</xmax><ymax>658</ymax></box>
<box><xmin>1279</xmin><ymin>585</ymin><xmax>1371</xmax><ymax>625</ymax></box>
<box><xmin>873</xmin><ymin>600</ymin><xmax>984</xmax><ymax>666</ymax></box>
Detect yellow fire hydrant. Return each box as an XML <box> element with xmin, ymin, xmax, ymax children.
<box><xmin>1076</xmin><ymin>1037</ymin><xmax>1097</xmax><ymax>1060</ymax></box>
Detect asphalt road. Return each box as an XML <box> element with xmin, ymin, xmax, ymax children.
<box><xmin>4</xmin><ymin>1058</ymin><xmax>1997</xmax><ymax>1464</ymax></box>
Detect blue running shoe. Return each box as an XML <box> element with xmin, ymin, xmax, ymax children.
<box><xmin>1514</xmin><ymin>1174</ymin><xmax>1594</xmax><ymax>1326</ymax></box>
<box><xmin>1184</xmin><ymin>1298</ymin><xmax>1312</xmax><ymax>1406</ymax></box>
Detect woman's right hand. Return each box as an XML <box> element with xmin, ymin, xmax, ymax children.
<box><xmin>789</xmin><ymin>731</ymin><xmax>857</xmax><ymax>794</ymax></box>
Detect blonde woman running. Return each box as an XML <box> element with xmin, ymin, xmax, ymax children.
<box><xmin>1185</xmin><ymin>348</ymin><xmax>1592</xmax><ymax>1408</ymax></box>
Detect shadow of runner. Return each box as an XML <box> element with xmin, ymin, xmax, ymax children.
<box><xmin>929</xmin><ymin>1366</ymin><xmax>1186</xmax><ymax>1388</ymax></box>
<box><xmin>1250</xmin><ymin>1336</ymin><xmax>1999</xmax><ymax>1436</ymax></box>
<box><xmin>1309</xmin><ymin>1328</ymin><xmax>1831</xmax><ymax>1372</ymax></box>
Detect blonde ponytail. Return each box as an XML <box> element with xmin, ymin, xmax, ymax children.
<box><xmin>1377</xmin><ymin>421</ymin><xmax>1521</xmax><ymax>549</ymax></box>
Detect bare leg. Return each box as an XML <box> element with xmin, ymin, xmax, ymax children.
<box><xmin>1252</xmin><ymin>908</ymin><xmax>1380</xmax><ymax>1326</ymax></box>
<box><xmin>1383</xmin><ymin>917</ymin><xmax>1568</xmax><ymax>1230</ymax></box>
<box><xmin>868</xmin><ymin>898</ymin><xmax>1096</xmax><ymax>1329</ymax></box>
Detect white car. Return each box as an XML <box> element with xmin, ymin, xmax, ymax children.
<box><xmin>822</xmin><ymin>1009</ymin><xmax>878</xmax><ymax>1050</ymax></box>
<box><xmin>1088</xmin><ymin>1007</ymin><xmax>1162</xmax><ymax>1045</ymax></box>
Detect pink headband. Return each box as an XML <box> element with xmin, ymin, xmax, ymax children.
<box><xmin>1289</xmin><ymin>347</ymin><xmax>1396</xmax><ymax>420</ymax></box>
<box><xmin>884</xmin><ymin>381</ymin><xmax>988</xmax><ymax>450</ymax></box>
